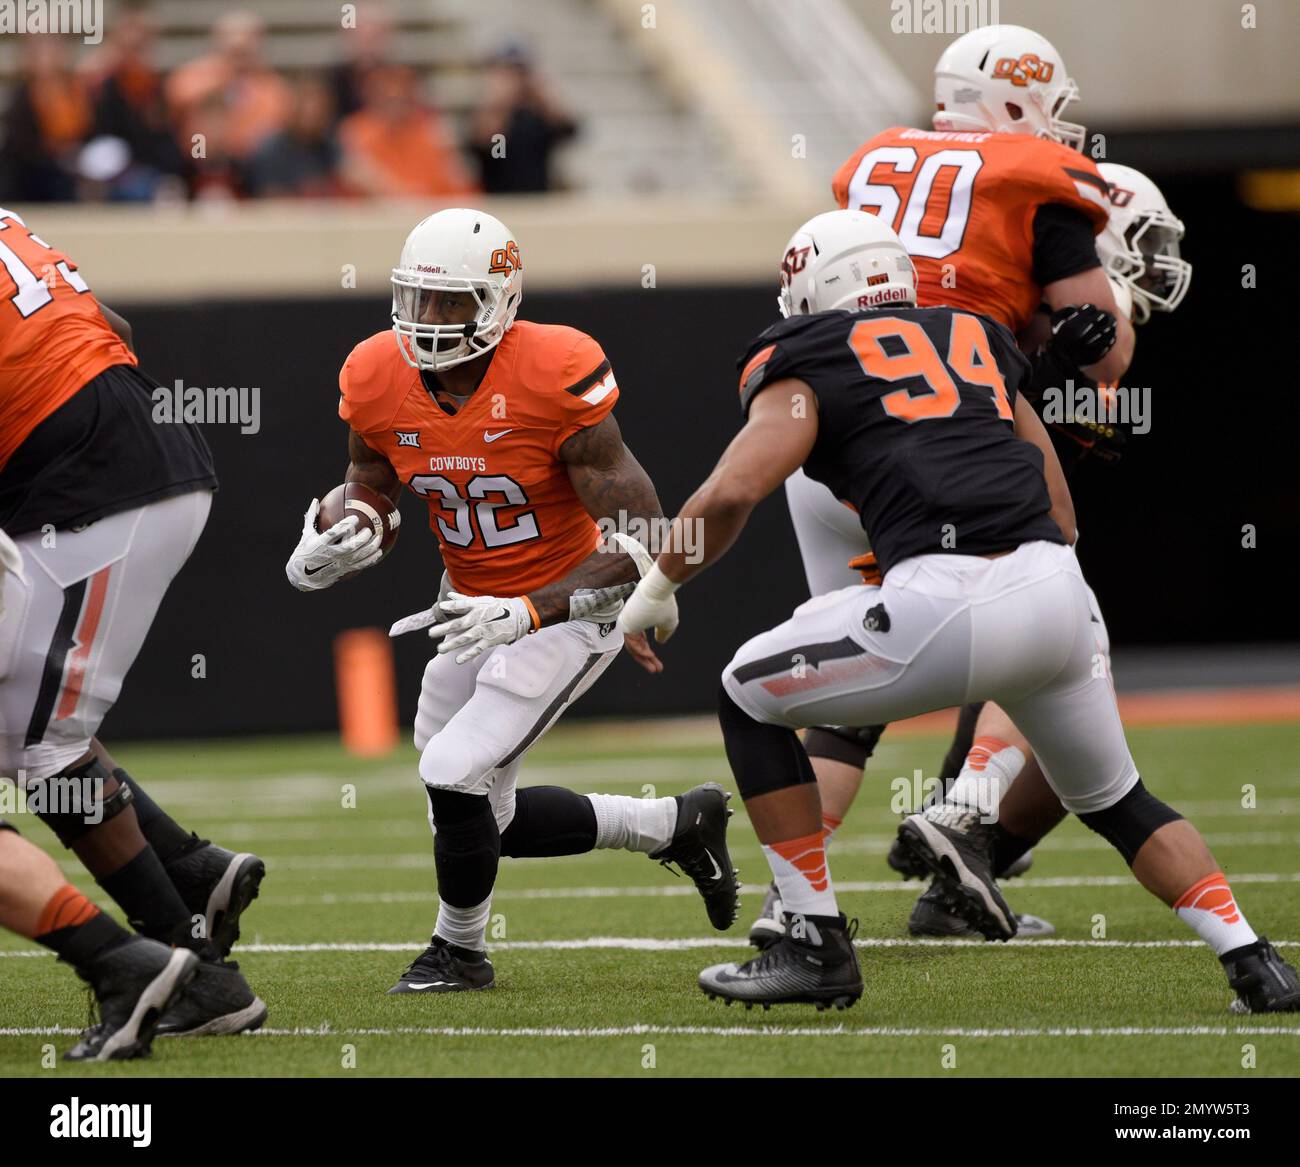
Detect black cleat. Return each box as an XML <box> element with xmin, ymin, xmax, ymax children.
<box><xmin>700</xmin><ymin>913</ymin><xmax>862</xmax><ymax>1009</ymax></box>
<box><xmin>748</xmin><ymin>881</ymin><xmax>784</xmax><ymax>950</ymax></box>
<box><xmin>155</xmin><ymin>959</ymin><xmax>267</xmax><ymax>1036</ymax></box>
<box><xmin>65</xmin><ymin>939</ymin><xmax>199</xmax><ymax>1061</ymax></box>
<box><xmin>388</xmin><ymin>936</ymin><xmax>494</xmax><ymax>994</ymax></box>
<box><xmin>165</xmin><ymin>838</ymin><xmax>265</xmax><ymax>959</ymax></box>
<box><xmin>896</xmin><ymin>813</ymin><xmax>1017</xmax><ymax>941</ymax></box>
<box><xmin>908</xmin><ymin>879</ymin><xmax>1054</xmax><ymax>938</ymax></box>
<box><xmin>1223</xmin><ymin>938</ymin><xmax>1300</xmax><ymax>1013</ymax></box>
<box><xmin>887</xmin><ymin>834</ymin><xmax>930</xmax><ymax>880</ymax></box>
<box><xmin>651</xmin><ymin>782</ymin><xmax>740</xmax><ymax>931</ymax></box>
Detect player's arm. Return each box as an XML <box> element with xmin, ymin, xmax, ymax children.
<box><xmin>1013</xmin><ymin>393</ymin><xmax>1076</xmax><ymax>545</ymax></box>
<box><xmin>345</xmin><ymin>428</ymin><xmax>400</xmax><ymax>505</ymax></box>
<box><xmin>524</xmin><ymin>412</ymin><xmax>665</xmax><ymax>627</ymax></box>
<box><xmin>619</xmin><ymin>379</ymin><xmax>817</xmax><ymax>641</ymax></box>
<box><xmin>1042</xmin><ymin>266</ymin><xmax>1135</xmax><ymax>385</ymax></box>
<box><xmin>98</xmin><ymin>302</ymin><xmax>133</xmax><ymax>352</ymax></box>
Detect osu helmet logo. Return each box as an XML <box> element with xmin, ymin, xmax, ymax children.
<box><xmin>781</xmin><ymin>245</ymin><xmax>811</xmax><ymax>284</ymax></box>
<box><xmin>488</xmin><ymin>240</ymin><xmax>522</xmax><ymax>275</ymax></box>
<box><xmin>992</xmin><ymin>54</ymin><xmax>1056</xmax><ymax>87</ymax></box>
<box><xmin>1108</xmin><ymin>185</ymin><xmax>1136</xmax><ymax>208</ymax></box>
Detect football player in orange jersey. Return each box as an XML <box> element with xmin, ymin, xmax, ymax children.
<box><xmin>749</xmin><ymin>24</ymin><xmax>1152</xmax><ymax>948</ymax></box>
<box><xmin>0</xmin><ymin>209</ymin><xmax>267</xmax><ymax>1045</ymax></box>
<box><xmin>286</xmin><ymin>208</ymin><xmax>739</xmax><ymax>993</ymax></box>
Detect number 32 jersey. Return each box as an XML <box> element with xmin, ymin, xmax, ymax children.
<box><xmin>339</xmin><ymin>320</ymin><xmax>618</xmax><ymax>596</ymax></box>
<box><xmin>832</xmin><ymin>127</ymin><xmax>1110</xmax><ymax>334</ymax></box>
<box><xmin>737</xmin><ymin>305</ymin><xmax>1065</xmax><ymax>574</ymax></box>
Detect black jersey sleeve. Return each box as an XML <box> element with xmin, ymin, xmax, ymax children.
<box><xmin>1031</xmin><ymin>203</ymin><xmax>1102</xmax><ymax>287</ymax></box>
<box><xmin>737</xmin><ymin>328</ymin><xmax>798</xmax><ymax>415</ymax></box>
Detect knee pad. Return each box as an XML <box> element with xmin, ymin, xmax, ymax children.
<box><xmin>426</xmin><ymin>788</ymin><xmax>500</xmax><ymax>908</ymax></box>
<box><xmin>717</xmin><ymin>684</ymin><xmax>815</xmax><ymax>801</ymax></box>
<box><xmin>1077</xmin><ymin>779</ymin><xmax>1182</xmax><ymax>865</ymax></box>
<box><xmin>419</xmin><ymin>731</ymin><xmax>489</xmax><ymax>795</ymax></box>
<box><xmin>803</xmin><ymin>724</ymin><xmax>886</xmax><ymax>770</ymax></box>
<box><xmin>27</xmin><ymin>758</ymin><xmax>133</xmax><ymax>847</ymax></box>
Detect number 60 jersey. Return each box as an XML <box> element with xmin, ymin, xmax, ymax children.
<box><xmin>832</xmin><ymin>127</ymin><xmax>1110</xmax><ymax>335</ymax></box>
<box><xmin>339</xmin><ymin>320</ymin><xmax>618</xmax><ymax>596</ymax></box>
<box><xmin>737</xmin><ymin>305</ymin><xmax>1066</xmax><ymax>576</ymax></box>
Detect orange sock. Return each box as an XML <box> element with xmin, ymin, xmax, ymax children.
<box><xmin>1173</xmin><ymin>870</ymin><xmax>1258</xmax><ymax>956</ymax></box>
<box><xmin>764</xmin><ymin>830</ymin><xmax>838</xmax><ymax>918</ymax></box>
<box><xmin>35</xmin><ymin>884</ymin><xmax>100</xmax><ymax>937</ymax></box>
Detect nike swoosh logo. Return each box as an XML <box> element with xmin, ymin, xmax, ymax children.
<box><xmin>483</xmin><ymin>429</ymin><xmax>513</xmax><ymax>443</ymax></box>
<box><xmin>703</xmin><ymin>848</ymin><xmax>722</xmax><ymax>881</ymax></box>
<box><xmin>406</xmin><ymin>981</ymin><xmax>456</xmax><ymax>990</ymax></box>
<box><xmin>304</xmin><ymin>564</ymin><xmax>325</xmax><ymax>575</ymax></box>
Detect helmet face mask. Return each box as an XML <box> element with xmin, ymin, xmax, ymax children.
<box><xmin>1097</xmin><ymin>163</ymin><xmax>1192</xmax><ymax>324</ymax></box>
<box><xmin>391</xmin><ymin>209</ymin><xmax>522</xmax><ymax>372</ymax></box>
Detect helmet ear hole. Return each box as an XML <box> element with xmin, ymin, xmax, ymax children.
<box><xmin>1005</xmin><ymin>101</ymin><xmax>1024</xmax><ymax>121</ymax></box>
<box><xmin>799</xmin><ymin>298</ymin><xmax>811</xmax><ymax>316</ymax></box>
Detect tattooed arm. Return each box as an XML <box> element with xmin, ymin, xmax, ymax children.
<box><xmin>345</xmin><ymin>428</ymin><xmax>401</xmax><ymax>504</ymax></box>
<box><xmin>525</xmin><ymin>413</ymin><xmax>664</xmax><ymax>628</ymax></box>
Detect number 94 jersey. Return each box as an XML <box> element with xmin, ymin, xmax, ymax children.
<box><xmin>738</xmin><ymin>305</ymin><xmax>1065</xmax><ymax>575</ymax></box>
<box><xmin>339</xmin><ymin>320</ymin><xmax>618</xmax><ymax>596</ymax></box>
<box><xmin>832</xmin><ymin>127</ymin><xmax>1110</xmax><ymax>334</ymax></box>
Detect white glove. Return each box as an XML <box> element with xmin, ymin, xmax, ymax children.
<box><xmin>616</xmin><ymin>563</ymin><xmax>679</xmax><ymax>643</ymax></box>
<box><xmin>390</xmin><ymin>591</ymin><xmax>536</xmax><ymax>664</ymax></box>
<box><xmin>285</xmin><ymin>498</ymin><xmax>383</xmax><ymax>592</ymax></box>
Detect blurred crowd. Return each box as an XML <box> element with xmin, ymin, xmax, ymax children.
<box><xmin>0</xmin><ymin>6</ymin><xmax>578</xmax><ymax>203</ymax></box>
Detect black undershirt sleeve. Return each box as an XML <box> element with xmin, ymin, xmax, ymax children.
<box><xmin>1031</xmin><ymin>203</ymin><xmax>1103</xmax><ymax>288</ymax></box>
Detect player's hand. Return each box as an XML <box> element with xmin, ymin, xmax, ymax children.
<box><xmin>617</xmin><ymin>564</ymin><xmax>679</xmax><ymax>644</ymax></box>
<box><xmin>424</xmin><ymin>592</ymin><xmax>537</xmax><ymax>664</ymax></box>
<box><xmin>285</xmin><ymin>498</ymin><xmax>383</xmax><ymax>592</ymax></box>
<box><xmin>623</xmin><ymin>630</ymin><xmax>664</xmax><ymax>674</ymax></box>
<box><xmin>1048</xmin><ymin>303</ymin><xmax>1117</xmax><ymax>369</ymax></box>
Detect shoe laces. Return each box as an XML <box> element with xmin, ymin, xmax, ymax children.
<box><xmin>401</xmin><ymin>941</ymin><xmax>453</xmax><ymax>980</ymax></box>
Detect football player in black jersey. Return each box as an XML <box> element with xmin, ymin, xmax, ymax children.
<box><xmin>620</xmin><ymin>210</ymin><xmax>1299</xmax><ymax>1013</ymax></box>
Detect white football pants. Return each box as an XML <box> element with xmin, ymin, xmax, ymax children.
<box><xmin>413</xmin><ymin>616</ymin><xmax>623</xmax><ymax>832</ymax></box>
<box><xmin>723</xmin><ymin>540</ymin><xmax>1135</xmax><ymax>815</ymax></box>
<box><xmin>0</xmin><ymin>491</ymin><xmax>212</xmax><ymax>783</ymax></box>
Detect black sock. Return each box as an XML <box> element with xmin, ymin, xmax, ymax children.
<box><xmin>499</xmin><ymin>786</ymin><xmax>598</xmax><ymax>858</ymax></box>
<box><xmin>36</xmin><ymin>911</ymin><xmax>131</xmax><ymax>967</ymax></box>
<box><xmin>97</xmin><ymin>847</ymin><xmax>196</xmax><ymax>947</ymax></box>
<box><xmin>426</xmin><ymin>788</ymin><xmax>500</xmax><ymax>908</ymax></box>
<box><xmin>990</xmin><ymin>823</ymin><xmax>1036</xmax><ymax>877</ymax></box>
<box><xmin>113</xmin><ymin>768</ymin><xmax>198</xmax><ymax>866</ymax></box>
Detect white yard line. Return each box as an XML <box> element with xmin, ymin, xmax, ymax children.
<box><xmin>2</xmin><ymin>936</ymin><xmax>1296</xmax><ymax>959</ymax></box>
<box><xmin>3</xmin><ymin>1023</ymin><xmax>1298</xmax><ymax>1039</ymax></box>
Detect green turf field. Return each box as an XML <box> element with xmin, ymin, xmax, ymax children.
<box><xmin>2</xmin><ymin>719</ymin><xmax>1298</xmax><ymax>1077</ymax></box>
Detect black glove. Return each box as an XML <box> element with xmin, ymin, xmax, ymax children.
<box><xmin>1048</xmin><ymin>303</ymin><xmax>1117</xmax><ymax>369</ymax></box>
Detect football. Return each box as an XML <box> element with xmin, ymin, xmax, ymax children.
<box><xmin>316</xmin><ymin>481</ymin><xmax>401</xmax><ymax>562</ymax></box>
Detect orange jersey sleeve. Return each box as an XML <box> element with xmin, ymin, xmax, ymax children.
<box><xmin>831</xmin><ymin>127</ymin><xmax>1110</xmax><ymax>334</ymax></box>
<box><xmin>0</xmin><ymin>209</ymin><xmax>137</xmax><ymax>469</ymax></box>
<box><xmin>336</xmin><ymin>322</ymin><xmax>619</xmax><ymax>598</ymax></box>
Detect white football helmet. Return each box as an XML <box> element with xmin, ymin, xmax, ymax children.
<box><xmin>391</xmin><ymin>207</ymin><xmax>523</xmax><ymax>371</ymax></box>
<box><xmin>933</xmin><ymin>24</ymin><xmax>1085</xmax><ymax>151</ymax></box>
<box><xmin>778</xmin><ymin>210</ymin><xmax>916</xmax><ymax>318</ymax></box>
<box><xmin>1096</xmin><ymin>163</ymin><xmax>1191</xmax><ymax>325</ymax></box>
